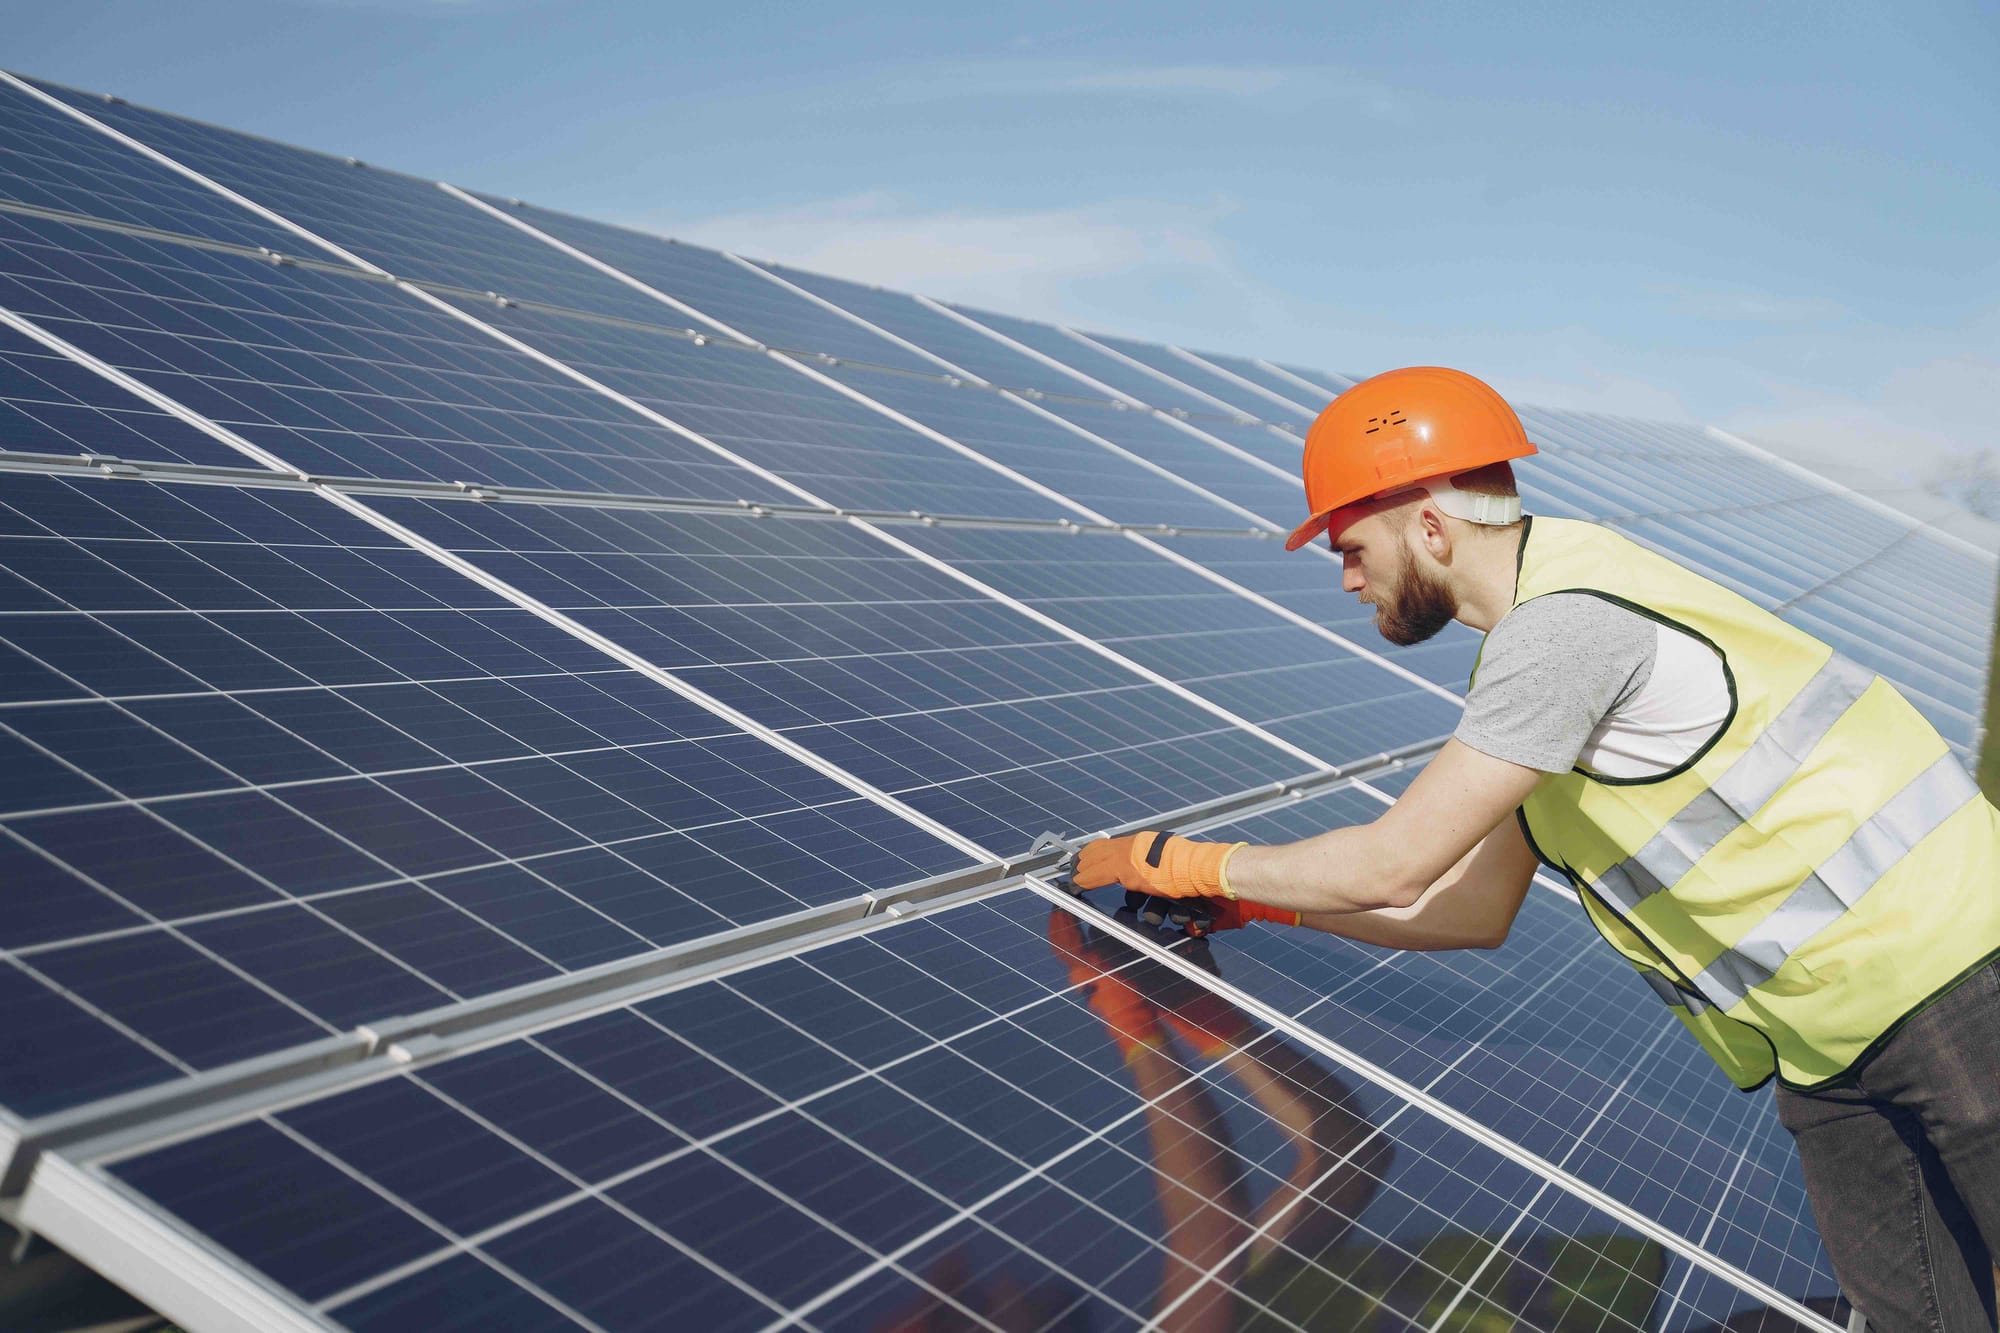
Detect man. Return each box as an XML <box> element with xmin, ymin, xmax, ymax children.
<box><xmin>1072</xmin><ymin>366</ymin><xmax>2000</xmax><ymax>1333</ymax></box>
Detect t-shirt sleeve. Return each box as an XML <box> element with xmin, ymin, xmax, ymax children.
<box><xmin>1455</xmin><ymin>593</ymin><xmax>1658</xmax><ymax>773</ymax></box>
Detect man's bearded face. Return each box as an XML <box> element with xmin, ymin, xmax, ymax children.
<box><xmin>1371</xmin><ymin>534</ymin><xmax>1457</xmax><ymax>646</ymax></box>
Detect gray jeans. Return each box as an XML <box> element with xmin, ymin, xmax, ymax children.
<box><xmin>1776</xmin><ymin>959</ymin><xmax>2000</xmax><ymax>1333</ymax></box>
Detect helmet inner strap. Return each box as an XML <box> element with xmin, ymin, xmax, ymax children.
<box><xmin>1417</xmin><ymin>473</ymin><xmax>1522</xmax><ymax>525</ymax></box>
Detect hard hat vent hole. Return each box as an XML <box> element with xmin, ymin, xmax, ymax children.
<box><xmin>1361</xmin><ymin>410</ymin><xmax>1408</xmax><ymax>435</ymax></box>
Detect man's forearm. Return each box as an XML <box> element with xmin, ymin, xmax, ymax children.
<box><xmin>1225</xmin><ymin>827</ymin><xmax>1427</xmax><ymax>914</ymax></box>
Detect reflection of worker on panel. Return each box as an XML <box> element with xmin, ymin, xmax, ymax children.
<box><xmin>1071</xmin><ymin>368</ymin><xmax>2000</xmax><ymax>1333</ymax></box>
<box><xmin>873</xmin><ymin>901</ymin><xmax>1676</xmax><ymax>1331</ymax></box>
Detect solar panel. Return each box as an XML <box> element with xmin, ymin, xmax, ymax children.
<box><xmin>1202</xmin><ymin>350</ymin><xmax>1348</xmax><ymax>413</ymax></box>
<box><xmin>362</xmin><ymin>495</ymin><xmax>1316</xmax><ymax>852</ymax></box>
<box><xmin>1077</xmin><ymin>330</ymin><xmax>1319</xmax><ymax>427</ymax></box>
<box><xmin>945</xmin><ymin>302</ymin><xmax>1245</xmax><ymax>421</ymax></box>
<box><xmin>0</xmin><ymin>76</ymin><xmax>300</xmax><ymax>253</ymax></box>
<box><xmin>0</xmin><ymin>469</ymin><xmax>971</xmax><ymax>1119</ymax></box>
<box><xmin>48</xmin><ymin>889</ymin><xmax>1822</xmax><ymax>1333</ymax></box>
<box><xmin>2</xmin><ymin>70</ymin><xmax>1984</xmax><ymax>1333</ymax></box>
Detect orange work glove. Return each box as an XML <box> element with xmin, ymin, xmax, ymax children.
<box><xmin>1072</xmin><ymin>830</ymin><xmax>1248</xmax><ymax>900</ymax></box>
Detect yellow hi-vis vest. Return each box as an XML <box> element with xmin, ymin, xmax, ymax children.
<box><xmin>1486</xmin><ymin>517</ymin><xmax>2000</xmax><ymax>1091</ymax></box>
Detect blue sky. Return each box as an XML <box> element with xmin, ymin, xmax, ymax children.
<box><xmin>10</xmin><ymin>0</ymin><xmax>1997</xmax><ymax>478</ymax></box>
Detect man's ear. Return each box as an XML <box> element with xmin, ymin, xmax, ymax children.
<box><xmin>1415</xmin><ymin>502</ymin><xmax>1453</xmax><ymax>561</ymax></box>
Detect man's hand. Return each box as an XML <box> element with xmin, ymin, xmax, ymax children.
<box><xmin>1072</xmin><ymin>830</ymin><xmax>1248</xmax><ymax>899</ymax></box>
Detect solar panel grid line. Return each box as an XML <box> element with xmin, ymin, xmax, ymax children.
<box><xmin>719</xmin><ymin>249</ymin><xmax>981</xmax><ymax>381</ymax></box>
<box><xmin>71</xmin><ymin>899</ymin><xmax>1352</xmax><ymax>1333</ymax></box>
<box><xmin>1415</xmin><ymin>1020</ymin><xmax>1680</xmax><ymax>1333</ymax></box>
<box><xmin>1023</xmin><ymin>877</ymin><xmax>1845</xmax><ymax>1332</ymax></box>
<box><xmin>1134</xmin><ymin>919</ymin><xmax>1608</xmax><ymax>1332</ymax></box>
<box><xmin>15</xmin><ymin>1152</ymin><xmax>332</xmax><ymax>1333</ymax></box>
<box><xmin>11</xmin><ymin>91</ymin><xmax>858</xmax><ymax>505</ymax></box>
<box><xmin>0</xmin><ymin>71</ymin><xmax>379</xmax><ymax>278</ymax></box>
<box><xmin>3</xmin><ymin>728</ymin><xmax>1438</xmax><ymax>1196</ymax></box>
<box><xmin>438</xmin><ymin>182</ymin><xmax>771</xmax><ymax>354</ymax></box>
<box><xmin>1655</xmin><ymin>1106</ymin><xmax>1762</xmax><ymax>1330</ymax></box>
<box><xmin>0</xmin><ymin>152</ymin><xmax>1106</xmax><ymax>858</ymax></box>
<box><xmin>599</xmin><ymin>230</ymin><xmax>1299</xmax><ymax>536</ymax></box>
<box><xmin>1706</xmin><ymin>424</ymin><xmax>1997</xmax><ymax>566</ymax></box>
<box><xmin>307</xmin><ymin>490</ymin><xmax>991</xmax><ymax>856</ymax></box>
<box><xmin>0</xmin><ymin>445</ymin><xmax>1270</xmax><ymax>542</ymax></box>
<box><xmin>911</xmin><ymin>290</ymin><xmax>1145</xmax><ymax>405</ymax></box>
<box><xmin>4</xmin><ymin>119</ymin><xmax>1412</xmax><ymax>799</ymax></box>
<box><xmin>1256</xmin><ymin>358</ymin><xmax>1350</xmax><ymax>399</ymax></box>
<box><xmin>1768</xmin><ymin>522</ymin><xmax>1934</xmax><ymax>614</ymax></box>
<box><xmin>334</xmin><ymin>928</ymin><xmax>1327</xmax><ymax>1321</ymax></box>
<box><xmin>1058</xmin><ymin>326</ymin><xmax>1251</xmax><ymax>421</ymax></box>
<box><xmin>0</xmin><ymin>725</ymin><xmax>515</xmax><ymax>1014</ymax></box>
<box><xmin>823</xmin><ymin>347</ymin><xmax>1286</xmax><ymax>531</ymax></box>
<box><xmin>1115</xmin><ymin>537</ymin><xmax>1465</xmax><ymax>705</ymax></box>
<box><xmin>0</xmin><ymin>195</ymin><xmax>369</xmax><ymax>290</ymax></box>
<box><xmin>1146</xmin><ymin>406</ymin><xmax>1313</xmax><ymax>491</ymax></box>
<box><xmin>916</xmin><ymin>302</ymin><xmax>1312</xmax><ymax>495</ymax></box>
<box><xmin>663</xmin><ymin>266</ymin><xmax>1468</xmax><ymax>708</ymax></box>
<box><xmin>684</xmin><ymin>935</ymin><xmax>1554</xmax><ymax>1333</ymax></box>
<box><xmin>430</xmin><ymin>196</ymin><xmax>1467</xmax><ymax>718</ymax></box>
<box><xmin>0</xmin><ymin>304</ymin><xmax>305</xmax><ymax>476</ymax></box>
<box><xmin>1166</xmin><ymin>345</ymin><xmax>1321</xmax><ymax>418</ymax></box>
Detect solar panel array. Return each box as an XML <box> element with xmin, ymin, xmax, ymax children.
<box><xmin>0</xmin><ymin>69</ymin><xmax>1991</xmax><ymax>1333</ymax></box>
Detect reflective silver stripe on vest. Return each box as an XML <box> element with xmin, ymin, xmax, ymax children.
<box><xmin>1695</xmin><ymin>751</ymin><xmax>1980</xmax><ymax>1009</ymax></box>
<box><xmin>1593</xmin><ymin>654</ymin><xmax>1877</xmax><ymax>915</ymax></box>
<box><xmin>1641</xmin><ymin>967</ymin><xmax>1711</xmax><ymax>1016</ymax></box>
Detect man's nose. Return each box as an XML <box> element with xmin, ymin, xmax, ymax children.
<box><xmin>1341</xmin><ymin>553</ymin><xmax>1363</xmax><ymax>593</ymax></box>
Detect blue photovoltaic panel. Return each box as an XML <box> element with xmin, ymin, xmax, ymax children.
<box><xmin>27</xmin><ymin>79</ymin><xmax>684</xmax><ymax>328</ymax></box>
<box><xmin>816</xmin><ymin>363</ymin><xmax>1257</xmax><ymax>530</ymax></box>
<box><xmin>1094</xmin><ymin>780</ymin><xmax>1841</xmax><ymax>1307</ymax></box>
<box><xmin>366</xmin><ymin>495</ymin><xmax>1308</xmax><ymax>854</ymax></box>
<box><xmin>1080</xmin><ymin>330</ymin><xmax>1318</xmax><ymax>427</ymax></box>
<box><xmin>0</xmin><ymin>77</ymin><xmax>303</xmax><ymax>254</ymax></box>
<box><xmin>429</xmin><ymin>295</ymin><xmax>1076</xmax><ymax>522</ymax></box>
<box><xmin>1177</xmin><ymin>414</ymin><xmax>1310</xmax><ymax>475</ymax></box>
<box><xmin>947</xmin><ymin>303</ymin><xmax>1243</xmax><ymax>420</ymax></box>
<box><xmin>89</xmin><ymin>890</ymin><xmax>1808</xmax><ymax>1332</ymax></box>
<box><xmin>1148</xmin><ymin>531</ymin><xmax>1483</xmax><ymax>691</ymax></box>
<box><xmin>1176</xmin><ymin>348</ymin><xmax>1336</xmax><ymax>410</ymax></box>
<box><xmin>0</xmin><ymin>472</ymin><xmax>967</xmax><ymax>1117</ymax></box>
<box><xmin>1029</xmin><ymin>395</ymin><xmax>1307</xmax><ymax>527</ymax></box>
<box><xmin>752</xmin><ymin>258</ymin><xmax>1098</xmax><ymax>397</ymax></box>
<box><xmin>890</xmin><ymin>525</ymin><xmax>1462</xmax><ymax>762</ymax></box>
<box><xmin>0</xmin><ymin>209</ymin><xmax>791</xmax><ymax>499</ymax></box>
<box><xmin>466</xmin><ymin>197</ymin><xmax>952</xmax><ymax>378</ymax></box>
<box><xmin>0</xmin><ymin>318</ymin><xmax>247</xmax><ymax>468</ymax></box>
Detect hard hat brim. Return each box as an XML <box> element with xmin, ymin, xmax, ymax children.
<box><xmin>1284</xmin><ymin>510</ymin><xmax>1334</xmax><ymax>551</ymax></box>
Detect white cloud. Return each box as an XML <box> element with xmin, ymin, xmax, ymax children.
<box><xmin>631</xmin><ymin>191</ymin><xmax>1243</xmax><ymax>325</ymax></box>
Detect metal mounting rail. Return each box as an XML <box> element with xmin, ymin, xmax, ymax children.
<box><xmin>0</xmin><ymin>737</ymin><xmax>1445</xmax><ymax>1189</ymax></box>
<box><xmin>0</xmin><ymin>448</ymin><xmax>1272</xmax><ymax>539</ymax></box>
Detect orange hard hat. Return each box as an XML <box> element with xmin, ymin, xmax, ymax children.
<box><xmin>1283</xmin><ymin>366</ymin><xmax>1538</xmax><ymax>551</ymax></box>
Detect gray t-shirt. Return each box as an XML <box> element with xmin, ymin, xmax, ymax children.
<box><xmin>1456</xmin><ymin>593</ymin><xmax>1662</xmax><ymax>775</ymax></box>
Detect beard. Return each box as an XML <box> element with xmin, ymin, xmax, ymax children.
<box><xmin>1372</xmin><ymin>539</ymin><xmax>1457</xmax><ymax>646</ymax></box>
